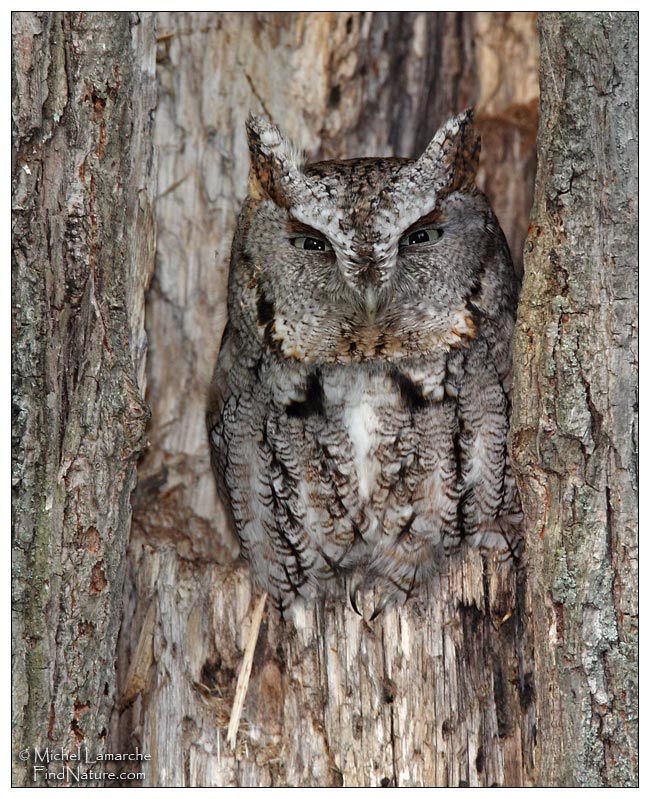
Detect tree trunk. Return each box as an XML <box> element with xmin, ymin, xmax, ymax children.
<box><xmin>11</xmin><ymin>11</ymin><xmax>156</xmax><ymax>786</ymax></box>
<box><xmin>113</xmin><ymin>11</ymin><xmax>539</xmax><ymax>787</ymax></box>
<box><xmin>13</xmin><ymin>10</ymin><xmax>637</xmax><ymax>789</ymax></box>
<box><xmin>512</xmin><ymin>12</ymin><xmax>638</xmax><ymax>787</ymax></box>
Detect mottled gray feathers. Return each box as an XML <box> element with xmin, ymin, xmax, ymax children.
<box><xmin>207</xmin><ymin>111</ymin><xmax>522</xmax><ymax>617</ymax></box>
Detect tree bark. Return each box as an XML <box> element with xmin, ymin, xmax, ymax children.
<box><xmin>16</xmin><ymin>10</ymin><xmax>636</xmax><ymax>790</ymax></box>
<box><xmin>512</xmin><ymin>12</ymin><xmax>638</xmax><ymax>787</ymax></box>
<box><xmin>113</xmin><ymin>11</ymin><xmax>539</xmax><ymax>787</ymax></box>
<box><xmin>11</xmin><ymin>11</ymin><xmax>156</xmax><ymax>786</ymax></box>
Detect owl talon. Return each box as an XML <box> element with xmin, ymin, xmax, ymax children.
<box><xmin>349</xmin><ymin>575</ymin><xmax>363</xmax><ymax>616</ymax></box>
<box><xmin>369</xmin><ymin>595</ymin><xmax>391</xmax><ymax>621</ymax></box>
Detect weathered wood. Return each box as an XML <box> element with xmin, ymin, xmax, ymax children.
<box><xmin>116</xmin><ymin>553</ymin><xmax>535</xmax><ymax>786</ymax></box>
<box><xmin>11</xmin><ymin>11</ymin><xmax>156</xmax><ymax>786</ymax></box>
<box><xmin>113</xmin><ymin>11</ymin><xmax>539</xmax><ymax>786</ymax></box>
<box><xmin>512</xmin><ymin>11</ymin><xmax>638</xmax><ymax>787</ymax></box>
<box><xmin>12</xmin><ymin>10</ymin><xmax>638</xmax><ymax>788</ymax></box>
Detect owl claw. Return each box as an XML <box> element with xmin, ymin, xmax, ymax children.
<box><xmin>349</xmin><ymin>575</ymin><xmax>363</xmax><ymax>616</ymax></box>
<box><xmin>369</xmin><ymin>595</ymin><xmax>391</xmax><ymax>621</ymax></box>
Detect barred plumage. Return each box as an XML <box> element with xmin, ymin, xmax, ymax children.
<box><xmin>207</xmin><ymin>111</ymin><xmax>523</xmax><ymax>617</ymax></box>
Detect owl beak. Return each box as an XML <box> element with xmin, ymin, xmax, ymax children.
<box><xmin>364</xmin><ymin>285</ymin><xmax>378</xmax><ymax>322</ymax></box>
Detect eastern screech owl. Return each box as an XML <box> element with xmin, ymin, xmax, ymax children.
<box><xmin>207</xmin><ymin>110</ymin><xmax>522</xmax><ymax>618</ymax></box>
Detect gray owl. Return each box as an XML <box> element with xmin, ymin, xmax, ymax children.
<box><xmin>207</xmin><ymin>110</ymin><xmax>523</xmax><ymax>618</ymax></box>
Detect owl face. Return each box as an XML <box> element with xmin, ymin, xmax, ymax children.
<box><xmin>231</xmin><ymin>112</ymin><xmax>500</xmax><ymax>365</ymax></box>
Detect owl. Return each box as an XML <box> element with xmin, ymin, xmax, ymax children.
<box><xmin>207</xmin><ymin>110</ymin><xmax>523</xmax><ymax>619</ymax></box>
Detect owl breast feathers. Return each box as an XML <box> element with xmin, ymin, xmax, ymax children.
<box><xmin>207</xmin><ymin>110</ymin><xmax>523</xmax><ymax>618</ymax></box>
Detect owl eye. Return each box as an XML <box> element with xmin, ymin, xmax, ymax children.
<box><xmin>290</xmin><ymin>235</ymin><xmax>333</xmax><ymax>252</ymax></box>
<box><xmin>399</xmin><ymin>227</ymin><xmax>443</xmax><ymax>247</ymax></box>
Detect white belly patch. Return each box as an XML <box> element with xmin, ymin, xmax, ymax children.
<box><xmin>343</xmin><ymin>399</ymin><xmax>380</xmax><ymax>502</ymax></box>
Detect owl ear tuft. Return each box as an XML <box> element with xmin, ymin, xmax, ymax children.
<box><xmin>246</xmin><ymin>115</ymin><xmax>306</xmax><ymax>206</ymax></box>
<box><xmin>416</xmin><ymin>109</ymin><xmax>481</xmax><ymax>196</ymax></box>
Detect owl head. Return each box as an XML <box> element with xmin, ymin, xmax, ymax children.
<box><xmin>229</xmin><ymin>111</ymin><xmax>514</xmax><ymax>365</ymax></box>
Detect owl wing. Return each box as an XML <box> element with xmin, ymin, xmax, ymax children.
<box><xmin>456</xmin><ymin>339</ymin><xmax>523</xmax><ymax>558</ymax></box>
<box><xmin>209</xmin><ymin>337</ymin><xmax>369</xmax><ymax>611</ymax></box>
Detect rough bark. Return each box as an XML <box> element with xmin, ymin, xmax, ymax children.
<box><xmin>12</xmin><ymin>10</ymin><xmax>638</xmax><ymax>788</ymax></box>
<box><xmin>512</xmin><ymin>12</ymin><xmax>638</xmax><ymax>787</ymax></box>
<box><xmin>11</xmin><ymin>11</ymin><xmax>156</xmax><ymax>786</ymax></box>
<box><xmin>113</xmin><ymin>11</ymin><xmax>539</xmax><ymax>786</ymax></box>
